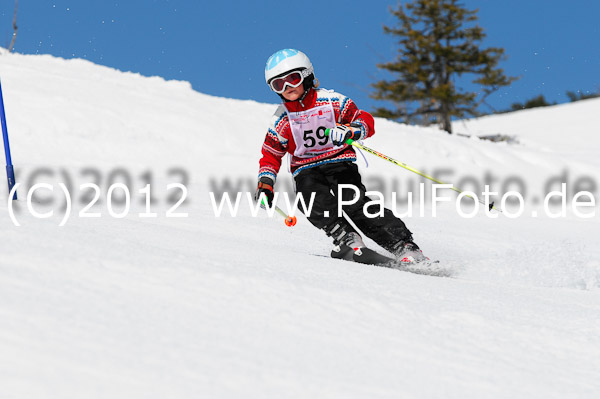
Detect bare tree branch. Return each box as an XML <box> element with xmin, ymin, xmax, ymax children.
<box><xmin>8</xmin><ymin>0</ymin><xmax>18</xmax><ymax>53</ymax></box>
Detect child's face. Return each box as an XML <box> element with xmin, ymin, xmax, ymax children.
<box><xmin>281</xmin><ymin>84</ymin><xmax>305</xmax><ymax>101</ymax></box>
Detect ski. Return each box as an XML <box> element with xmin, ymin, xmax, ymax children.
<box><xmin>386</xmin><ymin>259</ymin><xmax>452</xmax><ymax>277</ymax></box>
<box><xmin>313</xmin><ymin>248</ymin><xmax>450</xmax><ymax>277</ymax></box>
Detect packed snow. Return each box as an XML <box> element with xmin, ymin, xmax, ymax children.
<box><xmin>1</xmin><ymin>50</ymin><xmax>599</xmax><ymax>398</ymax></box>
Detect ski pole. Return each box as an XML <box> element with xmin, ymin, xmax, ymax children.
<box><xmin>0</xmin><ymin>79</ymin><xmax>17</xmax><ymax>200</ymax></box>
<box><xmin>325</xmin><ymin>128</ymin><xmax>500</xmax><ymax>212</ymax></box>
<box><xmin>261</xmin><ymin>199</ymin><xmax>297</xmax><ymax>226</ymax></box>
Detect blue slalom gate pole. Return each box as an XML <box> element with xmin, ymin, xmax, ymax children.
<box><xmin>0</xmin><ymin>78</ymin><xmax>17</xmax><ymax>200</ymax></box>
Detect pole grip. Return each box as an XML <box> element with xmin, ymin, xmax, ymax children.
<box><xmin>324</xmin><ymin>128</ymin><xmax>354</xmax><ymax>145</ymax></box>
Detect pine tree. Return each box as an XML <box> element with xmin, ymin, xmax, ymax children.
<box><xmin>510</xmin><ymin>94</ymin><xmax>555</xmax><ymax>111</ymax></box>
<box><xmin>371</xmin><ymin>0</ymin><xmax>517</xmax><ymax>133</ymax></box>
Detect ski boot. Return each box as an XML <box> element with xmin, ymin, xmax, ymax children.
<box><xmin>391</xmin><ymin>241</ymin><xmax>429</xmax><ymax>265</ymax></box>
<box><xmin>330</xmin><ymin>232</ymin><xmax>364</xmax><ymax>261</ymax></box>
<box><xmin>330</xmin><ymin>231</ymin><xmax>393</xmax><ymax>266</ymax></box>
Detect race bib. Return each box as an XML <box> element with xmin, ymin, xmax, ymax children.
<box><xmin>287</xmin><ymin>100</ymin><xmax>336</xmax><ymax>158</ymax></box>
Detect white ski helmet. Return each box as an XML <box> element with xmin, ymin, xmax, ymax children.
<box><xmin>264</xmin><ymin>49</ymin><xmax>314</xmax><ymax>86</ymax></box>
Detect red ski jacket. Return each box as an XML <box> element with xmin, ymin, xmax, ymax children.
<box><xmin>258</xmin><ymin>88</ymin><xmax>375</xmax><ymax>183</ymax></box>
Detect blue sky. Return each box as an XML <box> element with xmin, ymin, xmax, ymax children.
<box><xmin>1</xmin><ymin>0</ymin><xmax>599</xmax><ymax>115</ymax></box>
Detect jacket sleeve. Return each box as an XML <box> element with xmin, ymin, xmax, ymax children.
<box><xmin>338</xmin><ymin>95</ymin><xmax>375</xmax><ymax>141</ymax></box>
<box><xmin>258</xmin><ymin>107</ymin><xmax>289</xmax><ymax>184</ymax></box>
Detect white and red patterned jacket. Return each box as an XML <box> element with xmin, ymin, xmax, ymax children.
<box><xmin>258</xmin><ymin>87</ymin><xmax>375</xmax><ymax>183</ymax></box>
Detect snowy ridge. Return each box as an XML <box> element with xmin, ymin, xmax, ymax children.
<box><xmin>1</xmin><ymin>52</ymin><xmax>599</xmax><ymax>398</ymax></box>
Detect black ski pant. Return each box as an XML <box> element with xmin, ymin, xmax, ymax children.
<box><xmin>294</xmin><ymin>161</ymin><xmax>412</xmax><ymax>251</ymax></box>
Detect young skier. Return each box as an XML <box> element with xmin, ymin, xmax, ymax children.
<box><xmin>255</xmin><ymin>49</ymin><xmax>427</xmax><ymax>265</ymax></box>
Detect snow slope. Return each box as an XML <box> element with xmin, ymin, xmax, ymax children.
<box><xmin>1</xmin><ymin>51</ymin><xmax>599</xmax><ymax>398</ymax></box>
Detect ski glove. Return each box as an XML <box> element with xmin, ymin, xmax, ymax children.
<box><xmin>330</xmin><ymin>123</ymin><xmax>362</xmax><ymax>146</ymax></box>
<box><xmin>254</xmin><ymin>177</ymin><xmax>274</xmax><ymax>207</ymax></box>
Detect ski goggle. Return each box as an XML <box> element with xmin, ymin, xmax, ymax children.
<box><xmin>269</xmin><ymin>69</ymin><xmax>312</xmax><ymax>94</ymax></box>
